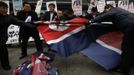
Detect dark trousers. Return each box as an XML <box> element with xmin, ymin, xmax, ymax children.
<box><xmin>120</xmin><ymin>26</ymin><xmax>134</xmax><ymax>75</ymax></box>
<box><xmin>0</xmin><ymin>45</ymin><xmax>10</xmax><ymax>67</ymax></box>
<box><xmin>20</xmin><ymin>28</ymin><xmax>43</xmax><ymax>55</ymax></box>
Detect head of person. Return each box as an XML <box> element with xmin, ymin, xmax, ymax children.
<box><xmin>104</xmin><ymin>4</ymin><xmax>113</xmax><ymax>12</ymax></box>
<box><xmin>23</xmin><ymin>2</ymin><xmax>31</xmax><ymax>12</ymax></box>
<box><xmin>0</xmin><ymin>2</ymin><xmax>8</xmax><ymax>16</ymax></box>
<box><xmin>91</xmin><ymin>7</ymin><xmax>98</xmax><ymax>15</ymax></box>
<box><xmin>65</xmin><ymin>8</ymin><xmax>74</xmax><ymax>18</ymax></box>
<box><xmin>48</xmin><ymin>3</ymin><xmax>55</xmax><ymax>12</ymax></box>
<box><xmin>57</xmin><ymin>10</ymin><xmax>63</xmax><ymax>17</ymax></box>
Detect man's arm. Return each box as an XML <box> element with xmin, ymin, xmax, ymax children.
<box><xmin>32</xmin><ymin>11</ymin><xmax>39</xmax><ymax>21</ymax></box>
<box><xmin>10</xmin><ymin>15</ymin><xmax>35</xmax><ymax>28</ymax></box>
<box><xmin>91</xmin><ymin>11</ymin><xmax>114</xmax><ymax>23</ymax></box>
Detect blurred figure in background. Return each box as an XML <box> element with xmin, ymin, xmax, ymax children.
<box><xmin>42</xmin><ymin>3</ymin><xmax>57</xmax><ymax>21</ymax></box>
<box><xmin>85</xmin><ymin>7</ymin><xmax>99</xmax><ymax>20</ymax></box>
<box><xmin>54</xmin><ymin>9</ymin><xmax>65</xmax><ymax>21</ymax></box>
<box><xmin>64</xmin><ymin>8</ymin><xmax>76</xmax><ymax>20</ymax></box>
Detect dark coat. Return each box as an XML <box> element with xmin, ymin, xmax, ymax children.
<box><xmin>42</xmin><ymin>11</ymin><xmax>57</xmax><ymax>21</ymax></box>
<box><xmin>91</xmin><ymin>7</ymin><xmax>134</xmax><ymax>74</ymax></box>
<box><xmin>91</xmin><ymin>7</ymin><xmax>134</xmax><ymax>32</ymax></box>
<box><xmin>17</xmin><ymin>10</ymin><xmax>38</xmax><ymax>37</ymax></box>
<box><xmin>0</xmin><ymin>14</ymin><xmax>33</xmax><ymax>46</ymax></box>
<box><xmin>17</xmin><ymin>10</ymin><xmax>38</xmax><ymax>21</ymax></box>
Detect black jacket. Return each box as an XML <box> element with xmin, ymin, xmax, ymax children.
<box><xmin>0</xmin><ymin>14</ymin><xmax>33</xmax><ymax>46</ymax></box>
<box><xmin>17</xmin><ymin>10</ymin><xmax>38</xmax><ymax>21</ymax></box>
<box><xmin>17</xmin><ymin>10</ymin><xmax>38</xmax><ymax>36</ymax></box>
<box><xmin>42</xmin><ymin>11</ymin><xmax>57</xmax><ymax>21</ymax></box>
<box><xmin>91</xmin><ymin>7</ymin><xmax>134</xmax><ymax>32</ymax></box>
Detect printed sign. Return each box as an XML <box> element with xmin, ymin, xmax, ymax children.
<box><xmin>6</xmin><ymin>25</ymin><xmax>20</xmax><ymax>44</ymax></box>
<box><xmin>12</xmin><ymin>0</ymin><xmax>23</xmax><ymax>15</ymax></box>
<box><xmin>106</xmin><ymin>1</ymin><xmax>116</xmax><ymax>7</ymax></box>
<box><xmin>35</xmin><ymin>0</ymin><xmax>43</xmax><ymax>17</ymax></box>
<box><xmin>128</xmin><ymin>2</ymin><xmax>134</xmax><ymax>13</ymax></box>
<box><xmin>118</xmin><ymin>0</ymin><xmax>129</xmax><ymax>11</ymax></box>
<box><xmin>46</xmin><ymin>1</ymin><xmax>57</xmax><ymax>12</ymax></box>
<box><xmin>97</xmin><ymin>0</ymin><xmax>106</xmax><ymax>13</ymax></box>
<box><xmin>72</xmin><ymin>0</ymin><xmax>82</xmax><ymax>16</ymax></box>
<box><xmin>87</xmin><ymin>0</ymin><xmax>97</xmax><ymax>13</ymax></box>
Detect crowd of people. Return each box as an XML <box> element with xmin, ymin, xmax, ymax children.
<box><xmin>0</xmin><ymin>1</ymin><xmax>134</xmax><ymax>75</ymax></box>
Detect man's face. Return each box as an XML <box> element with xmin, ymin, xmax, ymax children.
<box><xmin>57</xmin><ymin>10</ymin><xmax>63</xmax><ymax>17</ymax></box>
<box><xmin>23</xmin><ymin>4</ymin><xmax>31</xmax><ymax>12</ymax></box>
<box><xmin>0</xmin><ymin>6</ymin><xmax>8</xmax><ymax>15</ymax></box>
<box><xmin>49</xmin><ymin>5</ymin><xmax>55</xmax><ymax>12</ymax></box>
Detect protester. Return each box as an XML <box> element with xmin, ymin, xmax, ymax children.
<box><xmin>54</xmin><ymin>9</ymin><xmax>65</xmax><ymax>21</ymax></box>
<box><xmin>85</xmin><ymin>7</ymin><xmax>99</xmax><ymax>20</ymax></box>
<box><xmin>16</xmin><ymin>2</ymin><xmax>43</xmax><ymax>59</ymax></box>
<box><xmin>91</xmin><ymin>4</ymin><xmax>134</xmax><ymax>75</ymax></box>
<box><xmin>64</xmin><ymin>8</ymin><xmax>76</xmax><ymax>20</ymax></box>
<box><xmin>42</xmin><ymin>3</ymin><xmax>57</xmax><ymax>21</ymax></box>
<box><xmin>0</xmin><ymin>1</ymin><xmax>35</xmax><ymax>70</ymax></box>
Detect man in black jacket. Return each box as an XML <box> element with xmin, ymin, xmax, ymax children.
<box><xmin>91</xmin><ymin>4</ymin><xmax>134</xmax><ymax>75</ymax></box>
<box><xmin>42</xmin><ymin>3</ymin><xmax>57</xmax><ymax>21</ymax></box>
<box><xmin>0</xmin><ymin>2</ymin><xmax>34</xmax><ymax>70</ymax></box>
<box><xmin>17</xmin><ymin>2</ymin><xmax>43</xmax><ymax>59</ymax></box>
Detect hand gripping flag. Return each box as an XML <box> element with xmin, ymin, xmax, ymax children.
<box><xmin>36</xmin><ymin>18</ymin><xmax>93</xmax><ymax>57</ymax></box>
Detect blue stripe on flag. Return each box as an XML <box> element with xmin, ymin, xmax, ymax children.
<box><xmin>49</xmin><ymin>30</ymin><xmax>94</xmax><ymax>57</ymax></box>
<box><xmin>82</xmin><ymin>42</ymin><xmax>121</xmax><ymax>70</ymax></box>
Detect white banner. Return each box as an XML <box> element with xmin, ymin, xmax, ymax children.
<box><xmin>6</xmin><ymin>25</ymin><xmax>20</xmax><ymax>44</ymax></box>
<box><xmin>35</xmin><ymin>0</ymin><xmax>43</xmax><ymax>17</ymax></box>
<box><xmin>72</xmin><ymin>0</ymin><xmax>82</xmax><ymax>16</ymax></box>
<box><xmin>118</xmin><ymin>0</ymin><xmax>129</xmax><ymax>11</ymax></box>
<box><xmin>46</xmin><ymin>1</ymin><xmax>57</xmax><ymax>12</ymax></box>
<box><xmin>12</xmin><ymin>0</ymin><xmax>22</xmax><ymax>10</ymax></box>
<box><xmin>106</xmin><ymin>1</ymin><xmax>116</xmax><ymax>7</ymax></box>
<box><xmin>6</xmin><ymin>24</ymin><xmax>43</xmax><ymax>44</ymax></box>
<box><xmin>12</xmin><ymin>0</ymin><xmax>23</xmax><ymax>15</ymax></box>
<box><xmin>128</xmin><ymin>2</ymin><xmax>134</xmax><ymax>13</ymax></box>
<box><xmin>6</xmin><ymin>16</ymin><xmax>42</xmax><ymax>44</ymax></box>
<box><xmin>97</xmin><ymin>0</ymin><xmax>106</xmax><ymax>13</ymax></box>
<box><xmin>87</xmin><ymin>0</ymin><xmax>97</xmax><ymax>13</ymax></box>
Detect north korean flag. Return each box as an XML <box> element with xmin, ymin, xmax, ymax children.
<box><xmin>37</xmin><ymin>18</ymin><xmax>93</xmax><ymax>57</ymax></box>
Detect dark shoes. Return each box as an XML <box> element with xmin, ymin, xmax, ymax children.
<box><xmin>2</xmin><ymin>65</ymin><xmax>11</xmax><ymax>70</ymax></box>
<box><xmin>19</xmin><ymin>54</ymin><xmax>27</xmax><ymax>59</ymax></box>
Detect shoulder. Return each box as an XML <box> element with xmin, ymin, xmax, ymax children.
<box><xmin>44</xmin><ymin>11</ymin><xmax>50</xmax><ymax>14</ymax></box>
<box><xmin>30</xmin><ymin>11</ymin><xmax>37</xmax><ymax>15</ymax></box>
<box><xmin>5</xmin><ymin>15</ymin><xmax>16</xmax><ymax>22</ymax></box>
